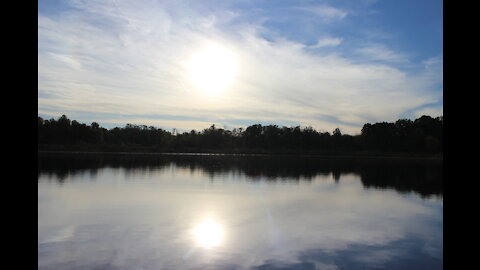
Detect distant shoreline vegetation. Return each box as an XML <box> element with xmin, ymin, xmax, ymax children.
<box><xmin>38</xmin><ymin>115</ymin><xmax>442</xmax><ymax>158</ymax></box>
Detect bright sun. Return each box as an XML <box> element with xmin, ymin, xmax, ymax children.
<box><xmin>186</xmin><ymin>43</ymin><xmax>237</xmax><ymax>95</ymax></box>
<box><xmin>193</xmin><ymin>220</ymin><xmax>224</xmax><ymax>248</ymax></box>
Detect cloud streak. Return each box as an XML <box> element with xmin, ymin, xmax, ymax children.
<box><xmin>356</xmin><ymin>43</ymin><xmax>410</xmax><ymax>63</ymax></box>
<box><xmin>310</xmin><ymin>37</ymin><xmax>343</xmax><ymax>48</ymax></box>
<box><xmin>299</xmin><ymin>4</ymin><xmax>348</xmax><ymax>21</ymax></box>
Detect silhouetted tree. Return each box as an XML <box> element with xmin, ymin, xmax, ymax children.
<box><xmin>38</xmin><ymin>114</ymin><xmax>442</xmax><ymax>155</ymax></box>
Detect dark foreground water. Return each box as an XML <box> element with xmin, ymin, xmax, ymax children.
<box><xmin>38</xmin><ymin>153</ymin><xmax>443</xmax><ymax>270</ymax></box>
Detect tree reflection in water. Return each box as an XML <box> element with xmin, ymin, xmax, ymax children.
<box><xmin>38</xmin><ymin>153</ymin><xmax>442</xmax><ymax>270</ymax></box>
<box><xmin>38</xmin><ymin>153</ymin><xmax>442</xmax><ymax>198</ymax></box>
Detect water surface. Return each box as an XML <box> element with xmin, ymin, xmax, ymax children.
<box><xmin>38</xmin><ymin>153</ymin><xmax>442</xmax><ymax>270</ymax></box>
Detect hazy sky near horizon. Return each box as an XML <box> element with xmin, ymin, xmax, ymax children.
<box><xmin>38</xmin><ymin>0</ymin><xmax>442</xmax><ymax>135</ymax></box>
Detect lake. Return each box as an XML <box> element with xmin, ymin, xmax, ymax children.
<box><xmin>38</xmin><ymin>153</ymin><xmax>443</xmax><ymax>270</ymax></box>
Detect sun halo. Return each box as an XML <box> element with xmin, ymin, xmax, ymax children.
<box><xmin>186</xmin><ymin>43</ymin><xmax>238</xmax><ymax>96</ymax></box>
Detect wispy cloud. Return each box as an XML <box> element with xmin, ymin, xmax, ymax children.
<box><xmin>38</xmin><ymin>0</ymin><xmax>442</xmax><ymax>135</ymax></box>
<box><xmin>300</xmin><ymin>4</ymin><xmax>348</xmax><ymax>21</ymax></box>
<box><xmin>423</xmin><ymin>56</ymin><xmax>443</xmax><ymax>76</ymax></box>
<box><xmin>310</xmin><ymin>37</ymin><xmax>343</xmax><ymax>48</ymax></box>
<box><xmin>356</xmin><ymin>43</ymin><xmax>409</xmax><ymax>63</ymax></box>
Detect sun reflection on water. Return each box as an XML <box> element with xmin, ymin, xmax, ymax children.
<box><xmin>192</xmin><ymin>219</ymin><xmax>224</xmax><ymax>249</ymax></box>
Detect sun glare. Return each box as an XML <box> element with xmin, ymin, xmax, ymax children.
<box><xmin>193</xmin><ymin>220</ymin><xmax>224</xmax><ymax>248</ymax></box>
<box><xmin>186</xmin><ymin>43</ymin><xmax>237</xmax><ymax>95</ymax></box>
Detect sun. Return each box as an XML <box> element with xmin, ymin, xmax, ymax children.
<box><xmin>186</xmin><ymin>43</ymin><xmax>238</xmax><ymax>96</ymax></box>
<box><xmin>193</xmin><ymin>220</ymin><xmax>224</xmax><ymax>248</ymax></box>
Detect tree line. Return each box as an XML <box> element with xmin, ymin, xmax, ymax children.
<box><xmin>38</xmin><ymin>114</ymin><xmax>442</xmax><ymax>154</ymax></box>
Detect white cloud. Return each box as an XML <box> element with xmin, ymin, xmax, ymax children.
<box><xmin>304</xmin><ymin>4</ymin><xmax>348</xmax><ymax>20</ymax></box>
<box><xmin>310</xmin><ymin>37</ymin><xmax>343</xmax><ymax>48</ymax></box>
<box><xmin>357</xmin><ymin>43</ymin><xmax>409</xmax><ymax>63</ymax></box>
<box><xmin>38</xmin><ymin>0</ymin><xmax>442</xmax><ymax>135</ymax></box>
<box><xmin>423</xmin><ymin>56</ymin><xmax>443</xmax><ymax>78</ymax></box>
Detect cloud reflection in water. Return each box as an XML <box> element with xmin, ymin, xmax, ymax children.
<box><xmin>38</xmin><ymin>154</ymin><xmax>442</xmax><ymax>270</ymax></box>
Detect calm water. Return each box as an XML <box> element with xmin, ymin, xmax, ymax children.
<box><xmin>38</xmin><ymin>153</ymin><xmax>443</xmax><ymax>270</ymax></box>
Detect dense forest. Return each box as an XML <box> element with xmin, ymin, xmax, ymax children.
<box><xmin>38</xmin><ymin>114</ymin><xmax>442</xmax><ymax>155</ymax></box>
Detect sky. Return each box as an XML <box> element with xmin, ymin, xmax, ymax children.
<box><xmin>38</xmin><ymin>0</ymin><xmax>443</xmax><ymax>135</ymax></box>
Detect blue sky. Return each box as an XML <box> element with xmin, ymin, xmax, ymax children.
<box><xmin>38</xmin><ymin>0</ymin><xmax>442</xmax><ymax>135</ymax></box>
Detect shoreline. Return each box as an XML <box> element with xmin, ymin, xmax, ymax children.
<box><xmin>38</xmin><ymin>149</ymin><xmax>442</xmax><ymax>161</ymax></box>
